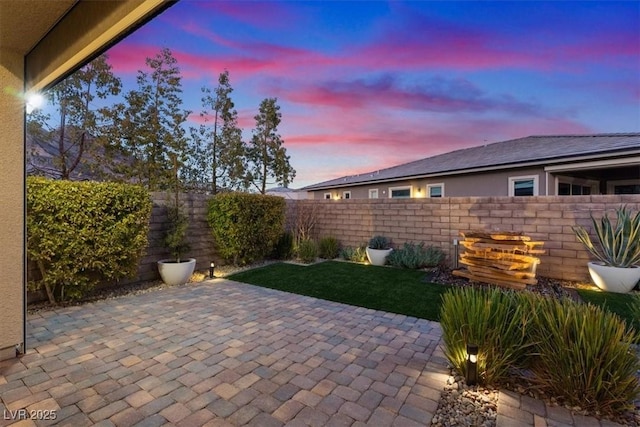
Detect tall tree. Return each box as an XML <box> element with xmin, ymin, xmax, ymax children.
<box><xmin>27</xmin><ymin>54</ymin><xmax>121</xmax><ymax>179</ymax></box>
<box><xmin>106</xmin><ymin>47</ymin><xmax>189</xmax><ymax>190</ymax></box>
<box><xmin>246</xmin><ymin>98</ymin><xmax>296</xmax><ymax>194</ymax></box>
<box><xmin>185</xmin><ymin>70</ymin><xmax>246</xmax><ymax>194</ymax></box>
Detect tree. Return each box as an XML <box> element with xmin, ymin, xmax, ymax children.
<box><xmin>27</xmin><ymin>54</ymin><xmax>121</xmax><ymax>179</ymax></box>
<box><xmin>106</xmin><ymin>47</ymin><xmax>190</xmax><ymax>190</ymax></box>
<box><xmin>246</xmin><ymin>98</ymin><xmax>296</xmax><ymax>194</ymax></box>
<box><xmin>185</xmin><ymin>70</ymin><xmax>246</xmax><ymax>194</ymax></box>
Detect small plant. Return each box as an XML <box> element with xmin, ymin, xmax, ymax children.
<box><xmin>340</xmin><ymin>245</ymin><xmax>368</xmax><ymax>263</ymax></box>
<box><xmin>297</xmin><ymin>239</ymin><xmax>318</xmax><ymax>264</ymax></box>
<box><xmin>387</xmin><ymin>242</ymin><xmax>445</xmax><ymax>269</ymax></box>
<box><xmin>572</xmin><ymin>205</ymin><xmax>640</xmax><ymax>268</ymax></box>
<box><xmin>368</xmin><ymin>235</ymin><xmax>390</xmax><ymax>249</ymax></box>
<box><xmin>528</xmin><ymin>295</ymin><xmax>639</xmax><ymax>414</ymax></box>
<box><xmin>440</xmin><ymin>287</ymin><xmax>532</xmax><ymax>385</ymax></box>
<box><xmin>318</xmin><ymin>236</ymin><xmax>341</xmax><ymax>259</ymax></box>
<box><xmin>272</xmin><ymin>231</ymin><xmax>294</xmax><ymax>260</ymax></box>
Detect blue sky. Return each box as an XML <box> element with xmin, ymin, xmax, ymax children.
<box><xmin>104</xmin><ymin>0</ymin><xmax>640</xmax><ymax>188</ymax></box>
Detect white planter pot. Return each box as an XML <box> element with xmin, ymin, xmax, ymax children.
<box><xmin>158</xmin><ymin>258</ymin><xmax>196</xmax><ymax>286</ymax></box>
<box><xmin>366</xmin><ymin>247</ymin><xmax>393</xmax><ymax>266</ymax></box>
<box><xmin>587</xmin><ymin>262</ymin><xmax>640</xmax><ymax>294</ymax></box>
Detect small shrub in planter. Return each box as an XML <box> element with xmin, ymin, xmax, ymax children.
<box><xmin>297</xmin><ymin>239</ymin><xmax>318</xmax><ymax>264</ymax></box>
<box><xmin>340</xmin><ymin>245</ymin><xmax>368</xmax><ymax>263</ymax></box>
<box><xmin>368</xmin><ymin>235</ymin><xmax>391</xmax><ymax>249</ymax></box>
<box><xmin>318</xmin><ymin>236</ymin><xmax>340</xmax><ymax>259</ymax></box>
<box><xmin>387</xmin><ymin>242</ymin><xmax>445</xmax><ymax>269</ymax></box>
<box><xmin>366</xmin><ymin>235</ymin><xmax>393</xmax><ymax>266</ymax></box>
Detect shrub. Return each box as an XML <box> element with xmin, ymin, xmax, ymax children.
<box><xmin>318</xmin><ymin>236</ymin><xmax>340</xmax><ymax>259</ymax></box>
<box><xmin>368</xmin><ymin>235</ymin><xmax>390</xmax><ymax>249</ymax></box>
<box><xmin>27</xmin><ymin>177</ymin><xmax>152</xmax><ymax>304</ymax></box>
<box><xmin>297</xmin><ymin>239</ymin><xmax>318</xmax><ymax>264</ymax></box>
<box><xmin>387</xmin><ymin>242</ymin><xmax>445</xmax><ymax>269</ymax></box>
<box><xmin>208</xmin><ymin>193</ymin><xmax>285</xmax><ymax>265</ymax></box>
<box><xmin>572</xmin><ymin>205</ymin><xmax>640</xmax><ymax>267</ymax></box>
<box><xmin>340</xmin><ymin>245</ymin><xmax>368</xmax><ymax>263</ymax></box>
<box><xmin>440</xmin><ymin>287</ymin><xmax>532</xmax><ymax>385</ymax></box>
<box><xmin>272</xmin><ymin>231</ymin><xmax>294</xmax><ymax>260</ymax></box>
<box><xmin>527</xmin><ymin>295</ymin><xmax>640</xmax><ymax>414</ymax></box>
<box><xmin>441</xmin><ymin>286</ymin><xmax>640</xmax><ymax>415</ymax></box>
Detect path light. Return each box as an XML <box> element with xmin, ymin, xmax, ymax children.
<box><xmin>209</xmin><ymin>262</ymin><xmax>215</xmax><ymax>279</ymax></box>
<box><xmin>466</xmin><ymin>343</ymin><xmax>478</xmax><ymax>386</ymax></box>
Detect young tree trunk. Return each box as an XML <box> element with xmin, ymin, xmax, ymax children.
<box><xmin>37</xmin><ymin>259</ymin><xmax>57</xmax><ymax>305</ymax></box>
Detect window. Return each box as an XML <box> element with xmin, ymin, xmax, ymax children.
<box><xmin>558</xmin><ymin>178</ymin><xmax>597</xmax><ymax>196</ymax></box>
<box><xmin>343</xmin><ymin>191</ymin><xmax>351</xmax><ymax>199</ymax></box>
<box><xmin>389</xmin><ymin>186</ymin><xmax>411</xmax><ymax>198</ymax></box>
<box><xmin>324</xmin><ymin>193</ymin><xmax>331</xmax><ymax>200</ymax></box>
<box><xmin>369</xmin><ymin>189</ymin><xmax>379</xmax><ymax>199</ymax></box>
<box><xmin>427</xmin><ymin>183</ymin><xmax>444</xmax><ymax>198</ymax></box>
<box><xmin>607</xmin><ymin>180</ymin><xmax>640</xmax><ymax>195</ymax></box>
<box><xmin>508</xmin><ymin>175</ymin><xmax>538</xmax><ymax>196</ymax></box>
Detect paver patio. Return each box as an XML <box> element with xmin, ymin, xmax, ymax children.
<box><xmin>1</xmin><ymin>279</ymin><xmax>632</xmax><ymax>426</ymax></box>
<box><xmin>0</xmin><ymin>280</ymin><xmax>449</xmax><ymax>426</ymax></box>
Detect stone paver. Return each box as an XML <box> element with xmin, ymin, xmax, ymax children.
<box><xmin>0</xmin><ymin>279</ymin><xmax>624</xmax><ymax>426</ymax></box>
<box><xmin>0</xmin><ymin>280</ymin><xmax>447</xmax><ymax>426</ymax></box>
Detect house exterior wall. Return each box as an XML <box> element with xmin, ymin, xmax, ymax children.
<box><xmin>311</xmin><ymin>167</ymin><xmax>548</xmax><ymax>199</ymax></box>
<box><xmin>0</xmin><ymin>47</ymin><xmax>25</xmax><ymax>360</ymax></box>
<box><xmin>297</xmin><ymin>194</ymin><xmax>640</xmax><ymax>282</ymax></box>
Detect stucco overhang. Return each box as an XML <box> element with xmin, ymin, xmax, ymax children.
<box><xmin>0</xmin><ymin>0</ymin><xmax>175</xmax><ymax>91</ymax></box>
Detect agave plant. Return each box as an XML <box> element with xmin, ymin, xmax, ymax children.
<box><xmin>572</xmin><ymin>205</ymin><xmax>640</xmax><ymax>268</ymax></box>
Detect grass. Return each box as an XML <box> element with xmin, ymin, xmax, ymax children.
<box><xmin>228</xmin><ymin>261</ymin><xmax>450</xmax><ymax>321</ymax></box>
<box><xmin>577</xmin><ymin>289</ymin><xmax>639</xmax><ymax>330</ymax></box>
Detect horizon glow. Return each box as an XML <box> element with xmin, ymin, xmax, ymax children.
<box><xmin>103</xmin><ymin>0</ymin><xmax>640</xmax><ymax>189</ymax></box>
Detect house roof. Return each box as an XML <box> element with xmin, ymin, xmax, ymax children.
<box><xmin>303</xmin><ymin>133</ymin><xmax>640</xmax><ymax>190</ymax></box>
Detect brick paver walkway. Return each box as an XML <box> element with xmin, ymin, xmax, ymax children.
<box><xmin>0</xmin><ymin>280</ymin><xmax>449</xmax><ymax>426</ymax></box>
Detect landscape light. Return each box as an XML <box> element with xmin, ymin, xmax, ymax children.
<box><xmin>466</xmin><ymin>343</ymin><xmax>478</xmax><ymax>386</ymax></box>
<box><xmin>209</xmin><ymin>262</ymin><xmax>215</xmax><ymax>278</ymax></box>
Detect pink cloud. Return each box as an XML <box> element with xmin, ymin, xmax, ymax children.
<box><xmin>280</xmin><ymin>75</ymin><xmax>541</xmax><ymax>116</ymax></box>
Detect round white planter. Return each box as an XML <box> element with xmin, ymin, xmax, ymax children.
<box><xmin>587</xmin><ymin>262</ymin><xmax>640</xmax><ymax>294</ymax></box>
<box><xmin>366</xmin><ymin>247</ymin><xmax>393</xmax><ymax>266</ymax></box>
<box><xmin>158</xmin><ymin>258</ymin><xmax>196</xmax><ymax>286</ymax></box>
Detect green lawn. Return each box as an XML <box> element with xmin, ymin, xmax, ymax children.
<box><xmin>577</xmin><ymin>289</ymin><xmax>639</xmax><ymax>329</ymax></box>
<box><xmin>228</xmin><ymin>261</ymin><xmax>450</xmax><ymax>321</ymax></box>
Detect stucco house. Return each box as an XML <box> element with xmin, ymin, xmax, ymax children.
<box><xmin>303</xmin><ymin>133</ymin><xmax>640</xmax><ymax>200</ymax></box>
<box><xmin>265</xmin><ymin>186</ymin><xmax>307</xmax><ymax>200</ymax></box>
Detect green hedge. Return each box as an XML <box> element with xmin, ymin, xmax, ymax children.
<box><xmin>208</xmin><ymin>193</ymin><xmax>285</xmax><ymax>265</ymax></box>
<box><xmin>440</xmin><ymin>287</ymin><xmax>640</xmax><ymax>415</ymax></box>
<box><xmin>27</xmin><ymin>177</ymin><xmax>152</xmax><ymax>303</ymax></box>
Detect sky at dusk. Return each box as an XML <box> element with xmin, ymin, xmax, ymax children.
<box><xmin>105</xmin><ymin>0</ymin><xmax>640</xmax><ymax>189</ymax></box>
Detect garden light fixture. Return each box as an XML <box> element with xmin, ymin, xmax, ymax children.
<box><xmin>209</xmin><ymin>262</ymin><xmax>215</xmax><ymax>279</ymax></box>
<box><xmin>466</xmin><ymin>343</ymin><xmax>478</xmax><ymax>386</ymax></box>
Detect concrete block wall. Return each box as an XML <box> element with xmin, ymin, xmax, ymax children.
<box><xmin>296</xmin><ymin>195</ymin><xmax>640</xmax><ymax>282</ymax></box>
<box><xmin>141</xmin><ymin>192</ymin><xmax>219</xmax><ymax>282</ymax></box>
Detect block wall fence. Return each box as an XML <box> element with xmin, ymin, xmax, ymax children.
<box><xmin>295</xmin><ymin>195</ymin><xmax>640</xmax><ymax>282</ymax></box>
<box><xmin>27</xmin><ymin>193</ymin><xmax>640</xmax><ymax>302</ymax></box>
